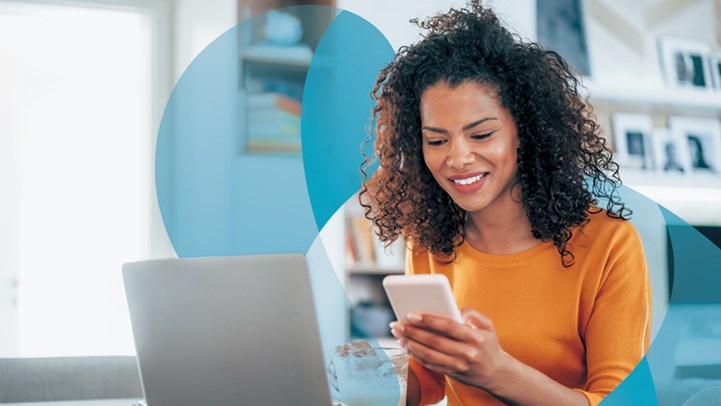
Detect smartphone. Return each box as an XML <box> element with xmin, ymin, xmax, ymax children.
<box><xmin>382</xmin><ymin>274</ymin><xmax>462</xmax><ymax>323</ymax></box>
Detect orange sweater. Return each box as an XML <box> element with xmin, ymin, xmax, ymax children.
<box><xmin>407</xmin><ymin>210</ymin><xmax>651</xmax><ymax>406</ymax></box>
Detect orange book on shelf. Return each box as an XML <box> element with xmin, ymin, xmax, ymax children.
<box><xmin>247</xmin><ymin>92</ymin><xmax>302</xmax><ymax>117</ymax></box>
<box><xmin>345</xmin><ymin>219</ymin><xmax>358</xmax><ymax>266</ymax></box>
<box><xmin>350</xmin><ymin>216</ymin><xmax>375</xmax><ymax>265</ymax></box>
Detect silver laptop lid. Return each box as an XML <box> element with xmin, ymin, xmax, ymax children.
<box><xmin>122</xmin><ymin>254</ymin><xmax>332</xmax><ymax>406</ymax></box>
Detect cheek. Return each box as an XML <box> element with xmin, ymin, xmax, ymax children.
<box><xmin>421</xmin><ymin>150</ymin><xmax>449</xmax><ymax>185</ymax></box>
<box><xmin>422</xmin><ymin>148</ymin><xmax>440</xmax><ymax>171</ymax></box>
<box><xmin>497</xmin><ymin>138</ymin><xmax>520</xmax><ymax>168</ymax></box>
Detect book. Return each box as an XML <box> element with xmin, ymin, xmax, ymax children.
<box><xmin>247</xmin><ymin>93</ymin><xmax>302</xmax><ymax>117</ymax></box>
<box><xmin>345</xmin><ymin>220</ymin><xmax>358</xmax><ymax>267</ymax></box>
<box><xmin>248</xmin><ymin>109</ymin><xmax>300</xmax><ymax>133</ymax></box>
<box><xmin>349</xmin><ymin>216</ymin><xmax>376</xmax><ymax>265</ymax></box>
<box><xmin>246</xmin><ymin>141</ymin><xmax>301</xmax><ymax>153</ymax></box>
<box><xmin>242</xmin><ymin>44</ymin><xmax>313</xmax><ymax>66</ymax></box>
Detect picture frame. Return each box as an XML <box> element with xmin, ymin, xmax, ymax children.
<box><xmin>652</xmin><ymin>127</ymin><xmax>690</xmax><ymax>175</ymax></box>
<box><xmin>668</xmin><ymin>117</ymin><xmax>721</xmax><ymax>175</ymax></box>
<box><xmin>657</xmin><ymin>36</ymin><xmax>714</xmax><ymax>91</ymax></box>
<box><xmin>712</xmin><ymin>51</ymin><xmax>721</xmax><ymax>90</ymax></box>
<box><xmin>536</xmin><ymin>0</ymin><xmax>590</xmax><ymax>77</ymax></box>
<box><xmin>612</xmin><ymin>113</ymin><xmax>655</xmax><ymax>170</ymax></box>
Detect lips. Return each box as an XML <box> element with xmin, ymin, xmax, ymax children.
<box><xmin>447</xmin><ymin>172</ymin><xmax>488</xmax><ymax>194</ymax></box>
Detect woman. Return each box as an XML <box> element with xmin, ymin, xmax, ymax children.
<box><xmin>359</xmin><ymin>2</ymin><xmax>651</xmax><ymax>405</ymax></box>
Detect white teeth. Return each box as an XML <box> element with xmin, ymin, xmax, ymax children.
<box><xmin>453</xmin><ymin>174</ymin><xmax>485</xmax><ymax>185</ymax></box>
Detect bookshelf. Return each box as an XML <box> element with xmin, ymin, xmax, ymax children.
<box><xmin>237</xmin><ymin>1</ymin><xmax>335</xmax><ymax>155</ymax></box>
<box><xmin>343</xmin><ymin>194</ymin><xmax>404</xmax><ymax>342</ymax></box>
<box><xmin>585</xmin><ymin>82</ymin><xmax>721</xmax><ymax>116</ymax></box>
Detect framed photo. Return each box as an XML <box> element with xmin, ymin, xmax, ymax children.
<box><xmin>669</xmin><ymin>117</ymin><xmax>721</xmax><ymax>174</ymax></box>
<box><xmin>712</xmin><ymin>51</ymin><xmax>721</xmax><ymax>90</ymax></box>
<box><xmin>537</xmin><ymin>0</ymin><xmax>590</xmax><ymax>77</ymax></box>
<box><xmin>657</xmin><ymin>37</ymin><xmax>714</xmax><ymax>91</ymax></box>
<box><xmin>612</xmin><ymin>113</ymin><xmax>655</xmax><ymax>170</ymax></box>
<box><xmin>652</xmin><ymin>127</ymin><xmax>690</xmax><ymax>174</ymax></box>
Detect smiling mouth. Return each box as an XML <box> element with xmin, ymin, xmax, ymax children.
<box><xmin>451</xmin><ymin>173</ymin><xmax>487</xmax><ymax>185</ymax></box>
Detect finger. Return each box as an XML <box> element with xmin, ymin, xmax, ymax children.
<box><xmin>390</xmin><ymin>326</ymin><xmax>404</xmax><ymax>340</ymax></box>
<box><xmin>406</xmin><ymin>313</ymin><xmax>475</xmax><ymax>342</ymax></box>
<box><xmin>404</xmin><ymin>336</ymin><xmax>470</xmax><ymax>375</ymax></box>
<box><xmin>389</xmin><ymin>321</ymin><xmax>410</xmax><ymax>339</ymax></box>
<box><xmin>402</xmin><ymin>324</ymin><xmax>471</xmax><ymax>358</ymax></box>
<box><xmin>409</xmin><ymin>354</ymin><xmax>454</xmax><ymax>376</ymax></box>
<box><xmin>460</xmin><ymin>308</ymin><xmax>494</xmax><ymax>331</ymax></box>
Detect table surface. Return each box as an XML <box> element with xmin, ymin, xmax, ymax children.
<box><xmin>0</xmin><ymin>398</ymin><xmax>449</xmax><ymax>406</ymax></box>
<box><xmin>1</xmin><ymin>400</ymin><xmax>140</xmax><ymax>406</ymax></box>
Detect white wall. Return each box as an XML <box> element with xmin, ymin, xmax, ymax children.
<box><xmin>586</xmin><ymin>0</ymin><xmax>717</xmax><ymax>89</ymax></box>
<box><xmin>338</xmin><ymin>0</ymin><xmax>718</xmax><ymax>90</ymax></box>
<box><xmin>336</xmin><ymin>0</ymin><xmax>535</xmax><ymax>51</ymax></box>
<box><xmin>173</xmin><ymin>0</ymin><xmax>237</xmax><ymax>80</ymax></box>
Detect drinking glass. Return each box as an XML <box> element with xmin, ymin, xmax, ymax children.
<box><xmin>331</xmin><ymin>346</ymin><xmax>408</xmax><ymax>406</ymax></box>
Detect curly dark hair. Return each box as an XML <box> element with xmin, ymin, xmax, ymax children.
<box><xmin>359</xmin><ymin>0</ymin><xmax>631</xmax><ymax>266</ymax></box>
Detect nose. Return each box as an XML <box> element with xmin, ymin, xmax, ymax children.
<box><xmin>446</xmin><ymin>139</ymin><xmax>474</xmax><ymax>168</ymax></box>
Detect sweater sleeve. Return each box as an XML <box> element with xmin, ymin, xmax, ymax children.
<box><xmin>405</xmin><ymin>246</ymin><xmax>447</xmax><ymax>405</ymax></box>
<box><xmin>577</xmin><ymin>222</ymin><xmax>652</xmax><ymax>405</ymax></box>
<box><xmin>409</xmin><ymin>357</ymin><xmax>447</xmax><ymax>405</ymax></box>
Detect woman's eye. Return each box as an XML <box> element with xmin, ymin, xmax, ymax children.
<box><xmin>426</xmin><ymin>139</ymin><xmax>446</xmax><ymax>146</ymax></box>
<box><xmin>471</xmin><ymin>132</ymin><xmax>494</xmax><ymax>140</ymax></box>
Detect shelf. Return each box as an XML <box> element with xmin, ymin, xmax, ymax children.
<box><xmin>583</xmin><ymin>83</ymin><xmax>721</xmax><ymax>116</ymax></box>
<box><xmin>620</xmin><ymin>168</ymin><xmax>721</xmax><ymax>226</ymax></box>
<box><xmin>622</xmin><ymin>168</ymin><xmax>721</xmax><ymax>189</ymax></box>
<box><xmin>240</xmin><ymin>45</ymin><xmax>313</xmax><ymax>67</ymax></box>
<box><xmin>348</xmin><ymin>264</ymin><xmax>404</xmax><ymax>275</ymax></box>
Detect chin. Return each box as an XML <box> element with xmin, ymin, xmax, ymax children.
<box><xmin>449</xmin><ymin>196</ymin><xmax>490</xmax><ymax>213</ymax></box>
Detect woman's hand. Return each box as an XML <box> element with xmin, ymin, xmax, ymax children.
<box><xmin>390</xmin><ymin>308</ymin><xmax>512</xmax><ymax>391</ymax></box>
<box><xmin>391</xmin><ymin>309</ymin><xmax>590</xmax><ymax>405</ymax></box>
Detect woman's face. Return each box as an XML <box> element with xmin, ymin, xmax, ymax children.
<box><xmin>420</xmin><ymin>80</ymin><xmax>520</xmax><ymax>215</ymax></box>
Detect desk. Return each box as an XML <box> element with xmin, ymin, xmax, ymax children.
<box><xmin>2</xmin><ymin>400</ymin><xmax>139</xmax><ymax>406</ymax></box>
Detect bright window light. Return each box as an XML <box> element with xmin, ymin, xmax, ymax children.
<box><xmin>0</xmin><ymin>1</ymin><xmax>154</xmax><ymax>356</ymax></box>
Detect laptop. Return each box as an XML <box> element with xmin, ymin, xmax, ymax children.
<box><xmin>122</xmin><ymin>254</ymin><xmax>333</xmax><ymax>406</ymax></box>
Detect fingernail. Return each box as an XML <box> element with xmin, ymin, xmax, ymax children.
<box><xmin>389</xmin><ymin>322</ymin><xmax>405</xmax><ymax>333</ymax></box>
<box><xmin>390</xmin><ymin>328</ymin><xmax>400</xmax><ymax>339</ymax></box>
<box><xmin>407</xmin><ymin>313</ymin><xmax>422</xmax><ymax>323</ymax></box>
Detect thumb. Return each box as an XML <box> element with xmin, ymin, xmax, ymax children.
<box><xmin>461</xmin><ymin>308</ymin><xmax>494</xmax><ymax>331</ymax></box>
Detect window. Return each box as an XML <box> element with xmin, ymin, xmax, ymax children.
<box><xmin>0</xmin><ymin>0</ymin><xmax>170</xmax><ymax>357</ymax></box>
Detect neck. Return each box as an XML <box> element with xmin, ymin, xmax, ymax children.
<box><xmin>464</xmin><ymin>191</ymin><xmax>538</xmax><ymax>255</ymax></box>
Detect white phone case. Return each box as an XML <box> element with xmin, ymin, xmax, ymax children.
<box><xmin>382</xmin><ymin>274</ymin><xmax>462</xmax><ymax>323</ymax></box>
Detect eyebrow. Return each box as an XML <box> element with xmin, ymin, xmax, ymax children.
<box><xmin>421</xmin><ymin>117</ymin><xmax>498</xmax><ymax>133</ymax></box>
